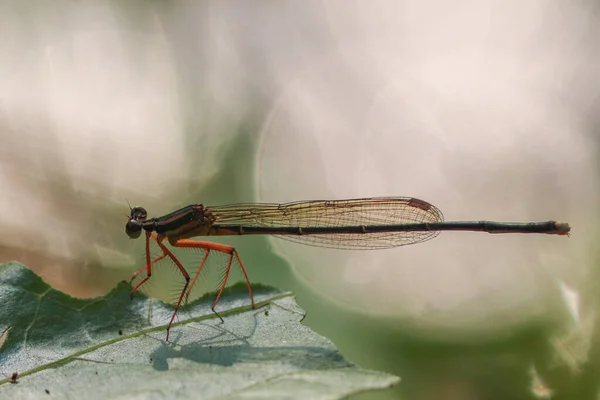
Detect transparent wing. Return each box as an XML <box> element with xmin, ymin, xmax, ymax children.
<box><xmin>206</xmin><ymin>197</ymin><xmax>444</xmax><ymax>250</ymax></box>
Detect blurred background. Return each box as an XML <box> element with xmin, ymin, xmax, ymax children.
<box><xmin>1</xmin><ymin>1</ymin><xmax>599</xmax><ymax>399</ymax></box>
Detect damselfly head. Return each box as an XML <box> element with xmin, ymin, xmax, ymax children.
<box><xmin>125</xmin><ymin>206</ymin><xmax>148</xmax><ymax>239</ymax></box>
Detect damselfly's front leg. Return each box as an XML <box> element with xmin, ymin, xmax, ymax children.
<box><xmin>129</xmin><ymin>233</ymin><xmax>191</xmax><ymax>308</ymax></box>
<box><xmin>129</xmin><ymin>233</ymin><xmax>165</xmax><ymax>298</ymax></box>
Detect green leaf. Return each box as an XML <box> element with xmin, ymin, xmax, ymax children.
<box><xmin>0</xmin><ymin>262</ymin><xmax>399</xmax><ymax>399</ymax></box>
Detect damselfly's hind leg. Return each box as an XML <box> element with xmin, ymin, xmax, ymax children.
<box><xmin>169</xmin><ymin>239</ymin><xmax>255</xmax><ymax>327</ymax></box>
<box><xmin>209</xmin><ymin>248</ymin><xmax>254</xmax><ymax>320</ymax></box>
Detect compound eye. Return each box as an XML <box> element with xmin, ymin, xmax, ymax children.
<box><xmin>125</xmin><ymin>219</ymin><xmax>142</xmax><ymax>239</ymax></box>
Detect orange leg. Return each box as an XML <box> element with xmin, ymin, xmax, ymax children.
<box><xmin>128</xmin><ymin>233</ymin><xmax>255</xmax><ymax>341</ymax></box>
<box><xmin>168</xmin><ymin>238</ymin><xmax>255</xmax><ymax>338</ymax></box>
<box><xmin>129</xmin><ymin>254</ymin><xmax>168</xmax><ymax>299</ymax></box>
<box><xmin>129</xmin><ymin>233</ymin><xmax>189</xmax><ymax>296</ymax></box>
<box><xmin>185</xmin><ymin>250</ymin><xmax>211</xmax><ymax>310</ymax></box>
<box><xmin>129</xmin><ymin>232</ymin><xmax>158</xmax><ymax>297</ymax></box>
<box><xmin>128</xmin><ymin>233</ymin><xmax>191</xmax><ymax>341</ymax></box>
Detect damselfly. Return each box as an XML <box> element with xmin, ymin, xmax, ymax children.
<box><xmin>125</xmin><ymin>197</ymin><xmax>570</xmax><ymax>340</ymax></box>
